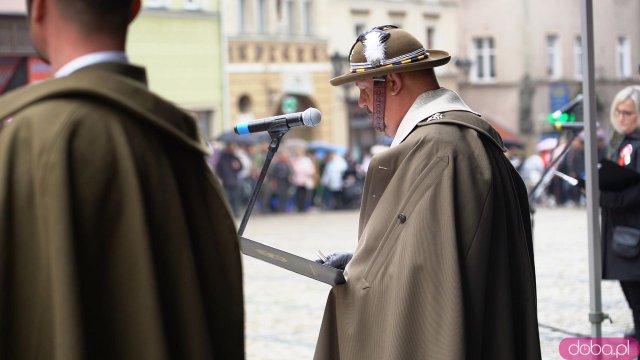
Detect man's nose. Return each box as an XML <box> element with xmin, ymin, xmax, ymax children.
<box><xmin>358</xmin><ymin>92</ymin><xmax>368</xmax><ymax>108</ymax></box>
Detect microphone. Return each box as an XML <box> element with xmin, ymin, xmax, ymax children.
<box><xmin>234</xmin><ymin>108</ymin><xmax>321</xmax><ymax>135</ymax></box>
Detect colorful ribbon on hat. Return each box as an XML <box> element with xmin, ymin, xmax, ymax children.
<box><xmin>350</xmin><ymin>49</ymin><xmax>429</xmax><ymax>74</ymax></box>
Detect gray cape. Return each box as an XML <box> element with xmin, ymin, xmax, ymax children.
<box><xmin>314</xmin><ymin>111</ymin><xmax>541</xmax><ymax>359</ymax></box>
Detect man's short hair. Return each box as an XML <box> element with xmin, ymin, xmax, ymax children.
<box><xmin>54</xmin><ymin>0</ymin><xmax>134</xmax><ymax>34</ymax></box>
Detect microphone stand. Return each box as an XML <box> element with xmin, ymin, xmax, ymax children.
<box><xmin>237</xmin><ymin>126</ymin><xmax>289</xmax><ymax>237</ymax></box>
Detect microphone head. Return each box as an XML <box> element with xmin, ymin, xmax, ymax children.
<box><xmin>301</xmin><ymin>107</ymin><xmax>321</xmax><ymax>127</ymax></box>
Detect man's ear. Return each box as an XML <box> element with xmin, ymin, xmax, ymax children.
<box><xmin>129</xmin><ymin>0</ymin><xmax>141</xmax><ymax>24</ymax></box>
<box><xmin>29</xmin><ymin>0</ymin><xmax>46</xmax><ymax>23</ymax></box>
<box><xmin>387</xmin><ymin>72</ymin><xmax>403</xmax><ymax>96</ymax></box>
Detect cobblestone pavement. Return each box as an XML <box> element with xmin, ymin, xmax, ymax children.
<box><xmin>241</xmin><ymin>207</ymin><xmax>633</xmax><ymax>360</ymax></box>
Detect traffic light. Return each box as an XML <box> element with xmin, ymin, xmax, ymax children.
<box><xmin>547</xmin><ymin>94</ymin><xmax>583</xmax><ymax>124</ymax></box>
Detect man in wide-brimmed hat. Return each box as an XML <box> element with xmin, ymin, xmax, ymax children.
<box><xmin>314</xmin><ymin>26</ymin><xmax>541</xmax><ymax>360</ymax></box>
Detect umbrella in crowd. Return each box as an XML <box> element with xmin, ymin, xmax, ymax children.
<box><xmin>307</xmin><ymin>140</ymin><xmax>346</xmax><ymax>156</ymax></box>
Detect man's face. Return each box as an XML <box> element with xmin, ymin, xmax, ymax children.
<box><xmin>355</xmin><ymin>79</ymin><xmax>374</xmax><ymax>114</ymax></box>
<box><xmin>355</xmin><ymin>77</ymin><xmax>402</xmax><ymax>136</ymax></box>
<box><xmin>615</xmin><ymin>99</ymin><xmax>638</xmax><ymax>135</ymax></box>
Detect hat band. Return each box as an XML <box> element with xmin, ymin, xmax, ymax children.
<box><xmin>350</xmin><ymin>48</ymin><xmax>429</xmax><ymax>73</ymax></box>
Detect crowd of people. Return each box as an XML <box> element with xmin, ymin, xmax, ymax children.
<box><xmin>212</xmin><ymin>122</ymin><xmax>616</xmax><ymax>217</ymax></box>
<box><xmin>208</xmin><ymin>140</ymin><xmax>376</xmax><ymax>217</ymax></box>
<box><xmin>508</xmin><ymin>129</ymin><xmax>608</xmax><ymax>208</ymax></box>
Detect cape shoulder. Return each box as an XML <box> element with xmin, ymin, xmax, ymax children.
<box><xmin>416</xmin><ymin>111</ymin><xmax>507</xmax><ymax>152</ymax></box>
<box><xmin>0</xmin><ymin>68</ymin><xmax>208</xmax><ymax>154</ymax></box>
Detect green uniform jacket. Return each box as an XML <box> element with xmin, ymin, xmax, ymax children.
<box><xmin>0</xmin><ymin>63</ymin><xmax>244</xmax><ymax>359</ymax></box>
<box><xmin>314</xmin><ymin>112</ymin><xmax>541</xmax><ymax>359</ymax></box>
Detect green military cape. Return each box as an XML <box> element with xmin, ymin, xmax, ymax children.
<box><xmin>0</xmin><ymin>63</ymin><xmax>244</xmax><ymax>359</ymax></box>
<box><xmin>314</xmin><ymin>111</ymin><xmax>541</xmax><ymax>359</ymax></box>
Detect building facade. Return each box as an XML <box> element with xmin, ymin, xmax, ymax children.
<box><xmin>222</xmin><ymin>0</ymin><xmax>336</xmax><ymax>145</ymax></box>
<box><xmin>222</xmin><ymin>0</ymin><xmax>461</xmax><ymax>153</ymax></box>
<box><xmin>128</xmin><ymin>0</ymin><xmax>225</xmax><ymax>138</ymax></box>
<box><xmin>456</xmin><ymin>0</ymin><xmax>640</xmax><ymax>148</ymax></box>
<box><xmin>0</xmin><ymin>0</ymin><xmax>226</xmax><ymax>139</ymax></box>
<box><xmin>4</xmin><ymin>0</ymin><xmax>637</xmax><ymax>153</ymax></box>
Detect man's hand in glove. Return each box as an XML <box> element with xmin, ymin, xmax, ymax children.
<box><xmin>315</xmin><ymin>252</ymin><xmax>353</xmax><ymax>270</ymax></box>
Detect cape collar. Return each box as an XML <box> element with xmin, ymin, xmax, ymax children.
<box><xmin>391</xmin><ymin>88</ymin><xmax>479</xmax><ymax>148</ymax></box>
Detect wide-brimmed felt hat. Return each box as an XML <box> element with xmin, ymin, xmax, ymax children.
<box><xmin>331</xmin><ymin>25</ymin><xmax>451</xmax><ymax>86</ymax></box>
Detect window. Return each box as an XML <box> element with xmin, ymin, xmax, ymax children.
<box><xmin>238</xmin><ymin>95</ymin><xmax>253</xmax><ymax>114</ymax></box>
<box><xmin>238</xmin><ymin>0</ymin><xmax>247</xmax><ymax>33</ymax></box>
<box><xmin>256</xmin><ymin>0</ymin><xmax>267</xmax><ymax>33</ymax></box>
<box><xmin>355</xmin><ymin>23</ymin><xmax>365</xmax><ymax>37</ymax></box>
<box><xmin>302</xmin><ymin>0</ymin><xmax>312</xmax><ymax>36</ymax></box>
<box><xmin>285</xmin><ymin>0</ymin><xmax>295</xmax><ymax>34</ymax></box>
<box><xmin>146</xmin><ymin>0</ymin><xmax>169</xmax><ymax>9</ymax></box>
<box><xmin>184</xmin><ymin>0</ymin><xmax>202</xmax><ymax>10</ymax></box>
<box><xmin>471</xmin><ymin>37</ymin><xmax>495</xmax><ymax>82</ymax></box>
<box><xmin>426</xmin><ymin>27</ymin><xmax>435</xmax><ymax>49</ymax></box>
<box><xmin>573</xmin><ymin>36</ymin><xmax>582</xmax><ymax>80</ymax></box>
<box><xmin>546</xmin><ymin>35</ymin><xmax>562</xmax><ymax>80</ymax></box>
<box><xmin>617</xmin><ymin>35</ymin><xmax>632</xmax><ymax>79</ymax></box>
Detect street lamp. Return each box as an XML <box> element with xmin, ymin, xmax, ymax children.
<box><xmin>329</xmin><ymin>51</ymin><xmax>356</xmax><ymax>154</ymax></box>
<box><xmin>330</xmin><ymin>51</ymin><xmax>347</xmax><ymax>78</ymax></box>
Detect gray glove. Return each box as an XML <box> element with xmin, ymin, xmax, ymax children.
<box><xmin>315</xmin><ymin>252</ymin><xmax>353</xmax><ymax>270</ymax></box>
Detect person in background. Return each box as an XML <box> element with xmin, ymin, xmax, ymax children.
<box><xmin>558</xmin><ymin>135</ymin><xmax>586</xmax><ymax>206</ymax></box>
<box><xmin>314</xmin><ymin>25</ymin><xmax>540</xmax><ymax>359</ymax></box>
<box><xmin>270</xmin><ymin>151</ymin><xmax>292</xmax><ymax>213</ymax></box>
<box><xmin>341</xmin><ymin>155</ymin><xmax>365</xmax><ymax>209</ymax></box>
<box><xmin>234</xmin><ymin>144</ymin><xmax>253</xmax><ymax>207</ymax></box>
<box><xmin>307</xmin><ymin>149</ymin><xmax>323</xmax><ymax>209</ymax></box>
<box><xmin>320</xmin><ymin>151</ymin><xmax>347</xmax><ymax>210</ymax></box>
<box><xmin>0</xmin><ymin>0</ymin><xmax>244</xmax><ymax>358</ymax></box>
<box><xmin>600</xmin><ymin>85</ymin><xmax>640</xmax><ymax>341</ymax></box>
<box><xmin>290</xmin><ymin>146</ymin><xmax>317</xmax><ymax>212</ymax></box>
<box><xmin>216</xmin><ymin>142</ymin><xmax>244</xmax><ymax>217</ymax></box>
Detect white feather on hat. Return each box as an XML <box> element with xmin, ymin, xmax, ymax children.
<box><xmin>363</xmin><ymin>31</ymin><xmax>386</xmax><ymax>67</ymax></box>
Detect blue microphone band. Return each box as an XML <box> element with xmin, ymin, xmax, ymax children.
<box><xmin>235</xmin><ymin>123</ymin><xmax>250</xmax><ymax>135</ymax></box>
